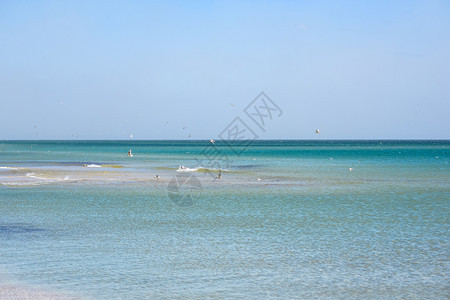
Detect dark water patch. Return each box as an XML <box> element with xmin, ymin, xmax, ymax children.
<box><xmin>4</xmin><ymin>161</ymin><xmax>104</xmax><ymax>166</ymax></box>
<box><xmin>0</xmin><ymin>223</ymin><xmax>46</xmax><ymax>235</ymax></box>
<box><xmin>233</xmin><ymin>164</ymin><xmax>263</xmax><ymax>170</ymax></box>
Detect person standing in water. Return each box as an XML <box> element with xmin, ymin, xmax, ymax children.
<box><xmin>127</xmin><ymin>149</ymin><xmax>133</xmax><ymax>157</ymax></box>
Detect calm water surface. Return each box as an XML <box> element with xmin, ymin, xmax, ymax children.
<box><xmin>0</xmin><ymin>140</ymin><xmax>449</xmax><ymax>299</ymax></box>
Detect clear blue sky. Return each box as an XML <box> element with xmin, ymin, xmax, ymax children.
<box><xmin>1</xmin><ymin>0</ymin><xmax>449</xmax><ymax>140</ymax></box>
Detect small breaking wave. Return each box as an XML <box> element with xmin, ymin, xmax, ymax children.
<box><xmin>177</xmin><ymin>166</ymin><xmax>198</xmax><ymax>172</ymax></box>
<box><xmin>0</xmin><ymin>167</ymin><xmax>20</xmax><ymax>170</ymax></box>
<box><xmin>1</xmin><ymin>173</ymin><xmax>71</xmax><ymax>187</ymax></box>
<box><xmin>176</xmin><ymin>166</ymin><xmax>227</xmax><ymax>173</ymax></box>
<box><xmin>84</xmin><ymin>164</ymin><xmax>102</xmax><ymax>168</ymax></box>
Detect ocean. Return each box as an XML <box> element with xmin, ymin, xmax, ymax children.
<box><xmin>0</xmin><ymin>140</ymin><xmax>449</xmax><ymax>299</ymax></box>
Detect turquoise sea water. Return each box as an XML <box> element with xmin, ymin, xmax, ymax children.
<box><xmin>0</xmin><ymin>140</ymin><xmax>449</xmax><ymax>299</ymax></box>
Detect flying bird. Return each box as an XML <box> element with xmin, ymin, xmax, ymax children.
<box><xmin>315</xmin><ymin>129</ymin><xmax>320</xmax><ymax>134</ymax></box>
<box><xmin>210</xmin><ymin>139</ymin><xmax>215</xmax><ymax>144</ymax></box>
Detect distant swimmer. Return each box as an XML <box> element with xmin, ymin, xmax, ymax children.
<box><xmin>315</xmin><ymin>129</ymin><xmax>320</xmax><ymax>134</ymax></box>
<box><xmin>179</xmin><ymin>166</ymin><xmax>187</xmax><ymax>170</ymax></box>
<box><xmin>154</xmin><ymin>175</ymin><xmax>159</xmax><ymax>179</ymax></box>
<box><xmin>127</xmin><ymin>149</ymin><xmax>133</xmax><ymax>157</ymax></box>
<box><xmin>210</xmin><ymin>139</ymin><xmax>215</xmax><ymax>144</ymax></box>
<box><xmin>216</xmin><ymin>173</ymin><xmax>222</xmax><ymax>179</ymax></box>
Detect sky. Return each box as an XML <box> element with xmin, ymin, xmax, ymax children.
<box><xmin>0</xmin><ymin>0</ymin><xmax>449</xmax><ymax>140</ymax></box>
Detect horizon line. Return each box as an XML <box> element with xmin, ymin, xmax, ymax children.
<box><xmin>1</xmin><ymin>139</ymin><xmax>449</xmax><ymax>142</ymax></box>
